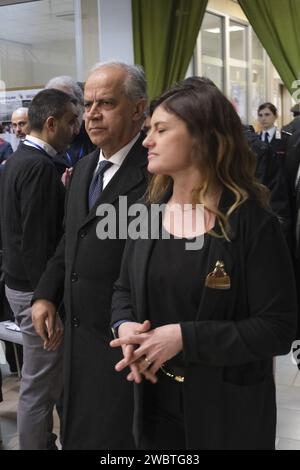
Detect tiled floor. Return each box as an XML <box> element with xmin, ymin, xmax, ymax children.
<box><xmin>1</xmin><ymin>351</ymin><xmax>300</xmax><ymax>450</ymax></box>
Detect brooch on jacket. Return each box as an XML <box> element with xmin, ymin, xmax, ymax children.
<box><xmin>205</xmin><ymin>260</ymin><xmax>231</xmax><ymax>290</ymax></box>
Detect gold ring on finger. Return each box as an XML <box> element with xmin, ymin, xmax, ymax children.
<box><xmin>143</xmin><ymin>356</ymin><xmax>152</xmax><ymax>368</ymax></box>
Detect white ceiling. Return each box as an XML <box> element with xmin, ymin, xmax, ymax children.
<box><xmin>0</xmin><ymin>0</ymin><xmax>75</xmax><ymax>44</ymax></box>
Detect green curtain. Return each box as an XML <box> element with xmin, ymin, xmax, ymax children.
<box><xmin>132</xmin><ymin>0</ymin><xmax>208</xmax><ymax>100</ymax></box>
<box><xmin>238</xmin><ymin>0</ymin><xmax>300</xmax><ymax>94</ymax></box>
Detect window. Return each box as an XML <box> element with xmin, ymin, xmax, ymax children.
<box><xmin>229</xmin><ymin>21</ymin><xmax>248</xmax><ymax>123</ymax></box>
<box><xmin>251</xmin><ymin>32</ymin><xmax>266</xmax><ymax>123</ymax></box>
<box><xmin>201</xmin><ymin>12</ymin><xmax>224</xmax><ymax>91</ymax></box>
<box><xmin>0</xmin><ymin>0</ymin><xmax>77</xmax><ymax>89</ymax></box>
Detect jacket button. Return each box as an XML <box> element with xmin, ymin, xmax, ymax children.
<box><xmin>71</xmin><ymin>272</ymin><xmax>78</xmax><ymax>282</ymax></box>
<box><xmin>79</xmin><ymin>231</ymin><xmax>87</xmax><ymax>239</ymax></box>
<box><xmin>72</xmin><ymin>317</ymin><xmax>80</xmax><ymax>327</ymax></box>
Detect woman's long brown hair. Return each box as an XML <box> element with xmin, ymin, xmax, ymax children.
<box><xmin>147</xmin><ymin>77</ymin><xmax>269</xmax><ymax>240</ymax></box>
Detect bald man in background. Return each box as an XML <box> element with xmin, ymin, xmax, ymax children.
<box><xmin>11</xmin><ymin>107</ymin><xmax>30</xmax><ymax>141</ymax></box>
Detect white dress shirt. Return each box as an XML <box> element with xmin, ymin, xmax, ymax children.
<box><xmin>261</xmin><ymin>127</ymin><xmax>276</xmax><ymax>143</ymax></box>
<box><xmin>94</xmin><ymin>132</ymin><xmax>141</xmax><ymax>190</ymax></box>
<box><xmin>23</xmin><ymin>135</ymin><xmax>57</xmax><ymax>157</ymax></box>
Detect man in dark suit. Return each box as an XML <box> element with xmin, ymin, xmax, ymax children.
<box><xmin>0</xmin><ymin>89</ymin><xmax>78</xmax><ymax>449</ymax></box>
<box><xmin>31</xmin><ymin>61</ymin><xmax>148</xmax><ymax>449</ymax></box>
<box><xmin>243</xmin><ymin>125</ymin><xmax>291</xmax><ymax>241</ymax></box>
<box><xmin>283</xmin><ymin>103</ymin><xmax>300</xmax><ymax>135</ymax></box>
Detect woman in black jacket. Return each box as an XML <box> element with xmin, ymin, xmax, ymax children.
<box><xmin>110</xmin><ymin>78</ymin><xmax>297</xmax><ymax>450</ymax></box>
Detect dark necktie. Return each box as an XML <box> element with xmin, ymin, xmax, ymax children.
<box><xmin>88</xmin><ymin>160</ymin><xmax>113</xmax><ymax>210</ymax></box>
<box><xmin>264</xmin><ymin>131</ymin><xmax>269</xmax><ymax>143</ymax></box>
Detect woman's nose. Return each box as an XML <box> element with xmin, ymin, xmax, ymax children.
<box><xmin>142</xmin><ymin>133</ymin><xmax>154</xmax><ymax>148</ymax></box>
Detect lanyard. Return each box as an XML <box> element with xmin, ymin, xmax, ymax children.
<box><xmin>65</xmin><ymin>145</ymin><xmax>84</xmax><ymax>165</ymax></box>
<box><xmin>78</xmin><ymin>145</ymin><xmax>84</xmax><ymax>160</ymax></box>
<box><xmin>24</xmin><ymin>139</ymin><xmax>55</xmax><ymax>162</ymax></box>
<box><xmin>65</xmin><ymin>151</ymin><xmax>72</xmax><ymax>165</ymax></box>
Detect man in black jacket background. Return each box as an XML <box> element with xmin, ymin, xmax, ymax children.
<box><xmin>0</xmin><ymin>89</ymin><xmax>78</xmax><ymax>449</ymax></box>
<box><xmin>243</xmin><ymin>125</ymin><xmax>291</xmax><ymax>241</ymax></box>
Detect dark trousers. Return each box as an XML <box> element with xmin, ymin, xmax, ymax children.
<box><xmin>140</xmin><ymin>371</ymin><xmax>186</xmax><ymax>450</ymax></box>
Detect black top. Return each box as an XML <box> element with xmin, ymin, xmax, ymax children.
<box><xmin>147</xmin><ymin>233</ymin><xmax>210</xmax><ymax>325</ymax></box>
<box><xmin>147</xmin><ymin>229</ymin><xmax>211</xmax><ymax>365</ymax></box>
<box><xmin>0</xmin><ymin>142</ymin><xmax>65</xmax><ymax>291</ymax></box>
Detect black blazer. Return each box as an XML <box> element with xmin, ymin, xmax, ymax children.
<box><xmin>33</xmin><ymin>135</ymin><xmax>149</xmax><ymax>449</ymax></box>
<box><xmin>268</xmin><ymin>130</ymin><xmax>290</xmax><ymax>161</ymax></box>
<box><xmin>244</xmin><ymin>127</ymin><xmax>291</xmax><ymax>240</ymax></box>
<box><xmin>111</xmin><ymin>190</ymin><xmax>297</xmax><ymax>450</ymax></box>
<box><xmin>284</xmin><ymin>130</ymin><xmax>300</xmax><ymax>338</ymax></box>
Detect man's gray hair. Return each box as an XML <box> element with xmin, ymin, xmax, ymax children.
<box><xmin>90</xmin><ymin>61</ymin><xmax>147</xmax><ymax>101</ymax></box>
<box><xmin>45</xmin><ymin>75</ymin><xmax>84</xmax><ymax>106</ymax></box>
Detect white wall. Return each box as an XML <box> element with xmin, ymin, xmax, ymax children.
<box><xmin>98</xmin><ymin>0</ymin><xmax>134</xmax><ymax>64</ymax></box>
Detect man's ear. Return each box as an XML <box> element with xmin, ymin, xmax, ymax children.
<box><xmin>133</xmin><ymin>99</ymin><xmax>147</xmax><ymax>122</ymax></box>
<box><xmin>45</xmin><ymin>116</ymin><xmax>56</xmax><ymax>132</ymax></box>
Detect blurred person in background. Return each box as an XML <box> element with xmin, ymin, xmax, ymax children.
<box><xmin>11</xmin><ymin>107</ymin><xmax>30</xmax><ymax>141</ymax></box>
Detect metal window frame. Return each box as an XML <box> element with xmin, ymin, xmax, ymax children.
<box><xmin>74</xmin><ymin>0</ymin><xmax>84</xmax><ymax>81</ymax></box>
<box><xmin>196</xmin><ymin>8</ymin><xmax>268</xmax><ymax>125</ymax></box>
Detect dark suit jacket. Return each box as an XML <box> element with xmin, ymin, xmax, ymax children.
<box><xmin>111</xmin><ymin>190</ymin><xmax>297</xmax><ymax>450</ymax></box>
<box><xmin>285</xmin><ymin>131</ymin><xmax>300</xmax><ymax>247</ymax></box>
<box><xmin>244</xmin><ymin>127</ymin><xmax>291</xmax><ymax>240</ymax></box>
<box><xmin>33</xmin><ymin>135</ymin><xmax>148</xmax><ymax>449</ymax></box>
<box><xmin>285</xmin><ymin>130</ymin><xmax>300</xmax><ymax>338</ymax></box>
<box><xmin>268</xmin><ymin>130</ymin><xmax>290</xmax><ymax>161</ymax></box>
<box><xmin>283</xmin><ymin>116</ymin><xmax>300</xmax><ymax>135</ymax></box>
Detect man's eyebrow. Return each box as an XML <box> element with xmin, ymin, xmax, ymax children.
<box><xmin>84</xmin><ymin>97</ymin><xmax>116</xmax><ymax>103</ymax></box>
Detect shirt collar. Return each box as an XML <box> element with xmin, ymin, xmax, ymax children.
<box><xmin>23</xmin><ymin>135</ymin><xmax>57</xmax><ymax>157</ymax></box>
<box><xmin>97</xmin><ymin>132</ymin><xmax>141</xmax><ymax>167</ymax></box>
<box><xmin>263</xmin><ymin>126</ymin><xmax>276</xmax><ymax>140</ymax></box>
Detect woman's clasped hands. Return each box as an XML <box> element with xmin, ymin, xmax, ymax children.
<box><xmin>110</xmin><ymin>320</ymin><xmax>183</xmax><ymax>384</ymax></box>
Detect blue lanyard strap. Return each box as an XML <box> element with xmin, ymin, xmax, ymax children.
<box><xmin>78</xmin><ymin>145</ymin><xmax>84</xmax><ymax>160</ymax></box>
<box><xmin>65</xmin><ymin>151</ymin><xmax>72</xmax><ymax>165</ymax></box>
<box><xmin>65</xmin><ymin>145</ymin><xmax>84</xmax><ymax>165</ymax></box>
<box><xmin>24</xmin><ymin>139</ymin><xmax>55</xmax><ymax>161</ymax></box>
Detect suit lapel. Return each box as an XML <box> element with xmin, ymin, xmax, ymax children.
<box><xmin>70</xmin><ymin>149</ymin><xmax>99</xmax><ymax>225</ymax></box>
